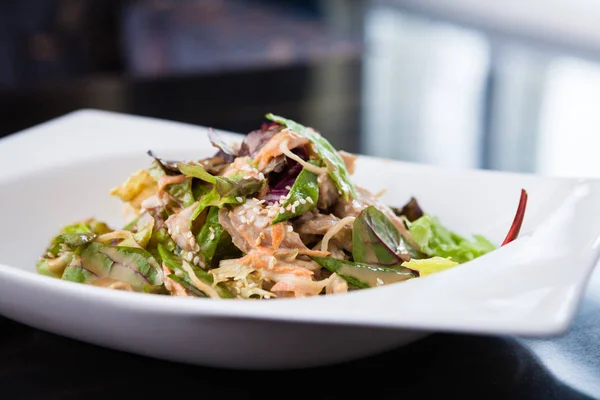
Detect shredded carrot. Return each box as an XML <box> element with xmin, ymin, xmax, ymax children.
<box><xmin>270</xmin><ymin>281</ymin><xmax>303</xmax><ymax>295</ymax></box>
<box><xmin>270</xmin><ymin>277</ymin><xmax>327</xmax><ymax>297</ymax></box>
<box><xmin>240</xmin><ymin>252</ymin><xmax>270</xmax><ymax>269</ymax></box>
<box><xmin>298</xmin><ymin>249</ymin><xmax>330</xmax><ymax>257</ymax></box>
<box><xmin>236</xmin><ymin>252</ymin><xmax>313</xmax><ymax>277</ymax></box>
<box><xmin>254</xmin><ymin>130</ymin><xmax>309</xmax><ymax>170</ymax></box>
<box><xmin>271</xmin><ymin>223</ymin><xmax>285</xmax><ymax>251</ymax></box>
<box><xmin>268</xmin><ymin>264</ymin><xmax>313</xmax><ymax>276</ymax></box>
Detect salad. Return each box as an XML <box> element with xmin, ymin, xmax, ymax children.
<box><xmin>36</xmin><ymin>114</ymin><xmax>528</xmax><ymax>299</ymax></box>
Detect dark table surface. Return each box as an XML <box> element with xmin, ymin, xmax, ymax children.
<box><xmin>1</xmin><ymin>58</ymin><xmax>599</xmax><ymax>400</ymax></box>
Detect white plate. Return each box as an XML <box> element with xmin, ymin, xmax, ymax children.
<box><xmin>0</xmin><ymin>109</ymin><xmax>599</xmax><ymax>370</ymax></box>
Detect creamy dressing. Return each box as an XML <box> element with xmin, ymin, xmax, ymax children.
<box><xmin>337</xmin><ymin>265</ymin><xmax>413</xmax><ymax>287</ymax></box>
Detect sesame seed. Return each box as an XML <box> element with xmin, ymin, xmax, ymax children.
<box><xmin>176</xmin><ymin>226</ymin><xmax>181</xmax><ymax>234</ymax></box>
<box><xmin>240</xmin><ymin>216</ymin><xmax>247</xmax><ymax>224</ymax></box>
<box><xmin>291</xmin><ymin>205</ymin><xmax>296</xmax><ymax>213</ymax></box>
<box><xmin>307</xmin><ymin>197</ymin><xmax>314</xmax><ymax>204</ymax></box>
<box><xmin>293</xmin><ymin>200</ymin><xmax>300</xmax><ymax>208</ymax></box>
<box><xmin>252</xmin><ymin>207</ymin><xmax>261</xmax><ymax>214</ymax></box>
<box><xmin>194</xmin><ymin>244</ymin><xmax>200</xmax><ymax>252</ymax></box>
<box><xmin>264</xmin><ymin>295</ymin><xmax>271</xmax><ymax>299</ymax></box>
<box><xmin>209</xmin><ymin>233</ymin><xmax>215</xmax><ymax>241</ymax></box>
<box><xmin>286</xmin><ymin>225</ymin><xmax>293</xmax><ymax>232</ymax></box>
<box><xmin>268</xmin><ymin>257</ymin><xmax>276</xmax><ymax>269</ymax></box>
<box><xmin>243</xmin><ymin>175</ymin><xmax>251</xmax><ymax>180</ymax></box>
<box><xmin>248</xmin><ymin>215</ymin><xmax>256</xmax><ymax>223</ymax></box>
<box><xmin>209</xmin><ymin>227</ymin><xmax>215</xmax><ymax>234</ymax></box>
<box><xmin>193</xmin><ymin>256</ymin><xmax>200</xmax><ymax>265</ymax></box>
<box><xmin>257</xmin><ymin>200</ymin><xmax>266</xmax><ymax>204</ymax></box>
<box><xmin>376</xmin><ymin>278</ymin><xmax>384</xmax><ymax>286</ymax></box>
<box><xmin>258</xmin><ymin>173</ymin><xmax>265</xmax><ymax>180</ymax></box>
<box><xmin>238</xmin><ymin>210</ymin><xmax>245</xmax><ymax>215</ymax></box>
<box><xmin>299</xmin><ymin>198</ymin><xmax>307</xmax><ymax>204</ymax></box>
<box><xmin>286</xmin><ymin>204</ymin><xmax>292</xmax><ymax>211</ymax></box>
<box><xmin>285</xmin><ymin>185</ymin><xmax>292</xmax><ymax>190</ymax></box>
<box><xmin>186</xmin><ymin>231</ymin><xmax>193</xmax><ymax>239</ymax></box>
<box><xmin>279</xmin><ymin>207</ymin><xmax>285</xmax><ymax>214</ymax></box>
<box><xmin>175</xmin><ymin>269</ymin><xmax>183</xmax><ymax>277</ymax></box>
<box><xmin>255</xmin><ymin>236</ymin><xmax>262</xmax><ymax>246</ymax></box>
<box><xmin>236</xmin><ymin>196</ymin><xmax>243</xmax><ymax>202</ymax></box>
<box><xmin>186</xmin><ymin>252</ymin><xmax>193</xmax><ymax>261</ymax></box>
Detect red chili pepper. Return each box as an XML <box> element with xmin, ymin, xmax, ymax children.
<box><xmin>501</xmin><ymin>189</ymin><xmax>528</xmax><ymax>246</ymax></box>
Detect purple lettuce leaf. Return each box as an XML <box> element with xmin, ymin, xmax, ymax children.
<box><xmin>264</xmin><ymin>146</ymin><xmax>309</xmax><ymax>204</ymax></box>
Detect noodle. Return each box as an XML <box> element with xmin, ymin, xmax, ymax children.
<box><xmin>180</xmin><ymin>260</ymin><xmax>221</xmax><ymax>299</ymax></box>
<box><xmin>279</xmin><ymin>140</ymin><xmax>328</xmax><ymax>175</ymax></box>
<box><xmin>321</xmin><ymin>216</ymin><xmax>355</xmax><ymax>253</ymax></box>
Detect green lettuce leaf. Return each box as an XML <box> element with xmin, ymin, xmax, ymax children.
<box><xmin>61</xmin><ymin>220</ymin><xmax>112</xmax><ymax>235</ymax></box>
<box><xmin>157</xmin><ymin>244</ymin><xmax>234</xmax><ymax>298</ymax></box>
<box><xmin>122</xmin><ymin>216</ymin><xmax>139</xmax><ymax>231</ymax></box>
<box><xmin>265</xmin><ymin>113</ymin><xmax>357</xmax><ymax>200</ymax></box>
<box><xmin>401</xmin><ymin>256</ymin><xmax>459</xmax><ymax>276</ymax></box>
<box><xmin>352</xmin><ymin>206</ymin><xmax>410</xmax><ymax>266</ymax></box>
<box><xmin>77</xmin><ymin>242</ymin><xmax>163</xmax><ymax>290</ymax></box>
<box><xmin>147</xmin><ymin>225</ymin><xmax>177</xmax><ymax>263</ymax></box>
<box><xmin>44</xmin><ymin>219</ymin><xmax>112</xmax><ymax>258</ymax></box>
<box><xmin>120</xmin><ymin>212</ymin><xmax>155</xmax><ymax>249</ymax></box>
<box><xmin>167</xmin><ymin>274</ymin><xmax>206</xmax><ymax>297</ymax></box>
<box><xmin>179</xmin><ymin>163</ymin><xmax>263</xmax><ymax>225</ymax></box>
<box><xmin>192</xmin><ymin>179</ymin><xmax>213</xmax><ymax>200</ymax></box>
<box><xmin>312</xmin><ymin>256</ymin><xmax>415</xmax><ymax>289</ymax></box>
<box><xmin>190</xmin><ymin>187</ymin><xmax>243</xmax><ymax>223</ymax></box>
<box><xmin>148</xmin><ymin>160</ymin><xmax>195</xmax><ymax>207</ymax></box>
<box><xmin>408</xmin><ymin>214</ymin><xmax>495</xmax><ymax>264</ymax></box>
<box><xmin>148</xmin><ymin>158</ymin><xmax>172</xmax><ymax>180</ymax></box>
<box><xmin>178</xmin><ymin>163</ymin><xmax>263</xmax><ymax>198</ymax></box>
<box><xmin>143</xmin><ymin>284</ymin><xmax>170</xmax><ymax>295</ymax></box>
<box><xmin>38</xmin><ymin>219</ymin><xmax>115</xmax><ymax>279</ymax></box>
<box><xmin>177</xmin><ymin>162</ymin><xmax>217</xmax><ymax>183</ymax></box>
<box><xmin>196</xmin><ymin>206</ymin><xmax>227</xmax><ymax>266</ymax></box>
<box><xmin>168</xmin><ymin>179</ymin><xmax>195</xmax><ymax>208</ymax></box>
<box><xmin>47</xmin><ymin>232</ymin><xmax>96</xmax><ymax>257</ymax></box>
<box><xmin>61</xmin><ymin>264</ymin><xmax>95</xmax><ymax>283</ymax></box>
<box><xmin>37</xmin><ymin>253</ymin><xmax>74</xmax><ymax>278</ymax></box>
<box><xmin>272</xmin><ymin>168</ymin><xmax>318</xmax><ymax>223</ymax></box>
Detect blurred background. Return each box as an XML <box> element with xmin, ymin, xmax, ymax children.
<box><xmin>2</xmin><ymin>0</ymin><xmax>600</xmax><ymax>178</ymax></box>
